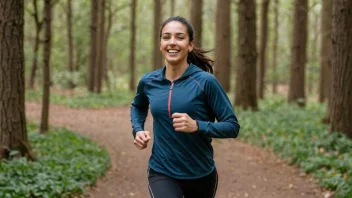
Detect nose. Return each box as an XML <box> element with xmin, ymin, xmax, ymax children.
<box><xmin>169</xmin><ymin>37</ymin><xmax>176</xmax><ymax>45</ymax></box>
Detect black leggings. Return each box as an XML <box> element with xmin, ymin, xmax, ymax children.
<box><xmin>147</xmin><ymin>168</ymin><xmax>218</xmax><ymax>198</ymax></box>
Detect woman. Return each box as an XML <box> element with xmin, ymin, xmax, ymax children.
<box><xmin>130</xmin><ymin>16</ymin><xmax>240</xmax><ymax>198</ymax></box>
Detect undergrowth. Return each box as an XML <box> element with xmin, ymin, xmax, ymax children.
<box><xmin>237</xmin><ymin>96</ymin><xmax>352</xmax><ymax>198</ymax></box>
<box><xmin>0</xmin><ymin>123</ymin><xmax>111</xmax><ymax>198</ymax></box>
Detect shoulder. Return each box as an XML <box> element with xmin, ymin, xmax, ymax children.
<box><xmin>192</xmin><ymin>71</ymin><xmax>218</xmax><ymax>84</ymax></box>
<box><xmin>139</xmin><ymin>68</ymin><xmax>163</xmax><ymax>84</ymax></box>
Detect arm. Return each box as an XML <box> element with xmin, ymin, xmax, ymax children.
<box><xmin>197</xmin><ymin>75</ymin><xmax>240</xmax><ymax>138</ymax></box>
<box><xmin>130</xmin><ymin>77</ymin><xmax>149</xmax><ymax>138</ymax></box>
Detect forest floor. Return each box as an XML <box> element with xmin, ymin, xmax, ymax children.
<box><xmin>25</xmin><ymin>102</ymin><xmax>330</xmax><ymax>198</ymax></box>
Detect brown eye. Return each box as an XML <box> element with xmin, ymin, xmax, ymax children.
<box><xmin>162</xmin><ymin>35</ymin><xmax>170</xmax><ymax>40</ymax></box>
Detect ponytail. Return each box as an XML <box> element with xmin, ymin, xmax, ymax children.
<box><xmin>160</xmin><ymin>16</ymin><xmax>215</xmax><ymax>74</ymax></box>
<box><xmin>187</xmin><ymin>47</ymin><xmax>214</xmax><ymax>74</ymax></box>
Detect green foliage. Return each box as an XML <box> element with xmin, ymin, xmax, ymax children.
<box><xmin>0</xmin><ymin>124</ymin><xmax>110</xmax><ymax>198</ymax></box>
<box><xmin>26</xmin><ymin>88</ymin><xmax>134</xmax><ymax>108</ymax></box>
<box><xmin>237</xmin><ymin>96</ymin><xmax>352</xmax><ymax>198</ymax></box>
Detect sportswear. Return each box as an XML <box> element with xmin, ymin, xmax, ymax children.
<box><xmin>130</xmin><ymin>63</ymin><xmax>240</xmax><ymax>179</ymax></box>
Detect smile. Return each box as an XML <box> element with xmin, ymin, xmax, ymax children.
<box><xmin>167</xmin><ymin>50</ymin><xmax>179</xmax><ymax>54</ymax></box>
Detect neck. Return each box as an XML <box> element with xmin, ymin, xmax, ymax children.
<box><xmin>165</xmin><ymin>62</ymin><xmax>189</xmax><ymax>81</ymax></box>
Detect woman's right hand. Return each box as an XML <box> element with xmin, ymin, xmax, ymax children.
<box><xmin>134</xmin><ymin>131</ymin><xmax>151</xmax><ymax>150</ymax></box>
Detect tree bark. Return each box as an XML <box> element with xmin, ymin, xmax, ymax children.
<box><xmin>40</xmin><ymin>0</ymin><xmax>52</xmax><ymax>134</ymax></box>
<box><xmin>272</xmin><ymin>0</ymin><xmax>279</xmax><ymax>94</ymax></box>
<box><xmin>88</xmin><ymin>0</ymin><xmax>98</xmax><ymax>92</ymax></box>
<box><xmin>0</xmin><ymin>0</ymin><xmax>35</xmax><ymax>160</ymax></box>
<box><xmin>153</xmin><ymin>0</ymin><xmax>163</xmax><ymax>70</ymax></box>
<box><xmin>190</xmin><ymin>0</ymin><xmax>203</xmax><ymax>47</ymax></box>
<box><xmin>257</xmin><ymin>0</ymin><xmax>270</xmax><ymax>99</ymax></box>
<box><xmin>66</xmin><ymin>0</ymin><xmax>75</xmax><ymax>89</ymax></box>
<box><xmin>215</xmin><ymin>0</ymin><xmax>231</xmax><ymax>92</ymax></box>
<box><xmin>170</xmin><ymin>0</ymin><xmax>175</xmax><ymax>16</ymax></box>
<box><xmin>330</xmin><ymin>0</ymin><xmax>352</xmax><ymax>137</ymax></box>
<box><xmin>129</xmin><ymin>0</ymin><xmax>137</xmax><ymax>91</ymax></box>
<box><xmin>28</xmin><ymin>0</ymin><xmax>43</xmax><ymax>90</ymax></box>
<box><xmin>95</xmin><ymin>0</ymin><xmax>105</xmax><ymax>93</ymax></box>
<box><xmin>319</xmin><ymin>0</ymin><xmax>332</xmax><ymax>103</ymax></box>
<box><xmin>288</xmin><ymin>0</ymin><xmax>308</xmax><ymax>107</ymax></box>
<box><xmin>234</xmin><ymin>0</ymin><xmax>258</xmax><ymax>111</ymax></box>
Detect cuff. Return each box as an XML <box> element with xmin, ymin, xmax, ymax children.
<box><xmin>197</xmin><ymin>120</ymin><xmax>208</xmax><ymax>135</ymax></box>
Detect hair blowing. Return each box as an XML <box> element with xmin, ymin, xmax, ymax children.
<box><xmin>159</xmin><ymin>16</ymin><xmax>214</xmax><ymax>74</ymax></box>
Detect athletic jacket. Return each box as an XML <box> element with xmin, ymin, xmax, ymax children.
<box><xmin>130</xmin><ymin>63</ymin><xmax>240</xmax><ymax>179</ymax></box>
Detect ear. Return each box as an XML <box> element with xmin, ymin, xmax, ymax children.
<box><xmin>159</xmin><ymin>42</ymin><xmax>162</xmax><ymax>51</ymax></box>
<box><xmin>188</xmin><ymin>40</ymin><xmax>194</xmax><ymax>52</ymax></box>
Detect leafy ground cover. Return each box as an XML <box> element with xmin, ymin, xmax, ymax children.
<box><xmin>0</xmin><ymin>123</ymin><xmax>110</xmax><ymax>198</ymax></box>
<box><xmin>26</xmin><ymin>88</ymin><xmax>134</xmax><ymax>108</ymax></box>
<box><xmin>237</xmin><ymin>96</ymin><xmax>352</xmax><ymax>198</ymax></box>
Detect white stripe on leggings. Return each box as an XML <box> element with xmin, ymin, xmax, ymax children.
<box><xmin>147</xmin><ymin>168</ymin><xmax>155</xmax><ymax>198</ymax></box>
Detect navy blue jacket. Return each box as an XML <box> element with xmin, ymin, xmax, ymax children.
<box><xmin>130</xmin><ymin>64</ymin><xmax>240</xmax><ymax>179</ymax></box>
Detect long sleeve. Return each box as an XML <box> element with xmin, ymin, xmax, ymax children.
<box><xmin>130</xmin><ymin>77</ymin><xmax>149</xmax><ymax>138</ymax></box>
<box><xmin>197</xmin><ymin>75</ymin><xmax>240</xmax><ymax>138</ymax></box>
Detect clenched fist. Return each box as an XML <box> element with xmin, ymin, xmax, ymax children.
<box><xmin>172</xmin><ymin>113</ymin><xmax>198</xmax><ymax>133</ymax></box>
<box><xmin>134</xmin><ymin>131</ymin><xmax>151</xmax><ymax>150</ymax></box>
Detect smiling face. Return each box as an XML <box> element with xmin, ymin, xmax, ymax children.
<box><xmin>160</xmin><ymin>21</ymin><xmax>194</xmax><ymax>66</ymax></box>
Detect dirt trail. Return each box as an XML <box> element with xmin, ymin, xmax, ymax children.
<box><xmin>25</xmin><ymin>102</ymin><xmax>326</xmax><ymax>198</ymax></box>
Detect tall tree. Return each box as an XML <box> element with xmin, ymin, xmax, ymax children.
<box><xmin>28</xmin><ymin>0</ymin><xmax>43</xmax><ymax>90</ymax></box>
<box><xmin>288</xmin><ymin>0</ymin><xmax>308</xmax><ymax>106</ymax></box>
<box><xmin>272</xmin><ymin>0</ymin><xmax>279</xmax><ymax>94</ymax></box>
<box><xmin>66</xmin><ymin>0</ymin><xmax>75</xmax><ymax>88</ymax></box>
<box><xmin>330</xmin><ymin>0</ymin><xmax>352</xmax><ymax>137</ymax></box>
<box><xmin>215</xmin><ymin>0</ymin><xmax>231</xmax><ymax>92</ymax></box>
<box><xmin>170</xmin><ymin>0</ymin><xmax>175</xmax><ymax>16</ymax></box>
<box><xmin>257</xmin><ymin>0</ymin><xmax>270</xmax><ymax>99</ymax></box>
<box><xmin>129</xmin><ymin>0</ymin><xmax>137</xmax><ymax>91</ymax></box>
<box><xmin>234</xmin><ymin>0</ymin><xmax>258</xmax><ymax>111</ymax></box>
<box><xmin>319</xmin><ymin>0</ymin><xmax>332</xmax><ymax>103</ymax></box>
<box><xmin>307</xmin><ymin>12</ymin><xmax>319</xmax><ymax>95</ymax></box>
<box><xmin>94</xmin><ymin>0</ymin><xmax>105</xmax><ymax>93</ymax></box>
<box><xmin>88</xmin><ymin>0</ymin><xmax>98</xmax><ymax>92</ymax></box>
<box><xmin>0</xmin><ymin>0</ymin><xmax>35</xmax><ymax>160</ymax></box>
<box><xmin>153</xmin><ymin>0</ymin><xmax>163</xmax><ymax>70</ymax></box>
<box><xmin>190</xmin><ymin>0</ymin><xmax>203</xmax><ymax>47</ymax></box>
<box><xmin>40</xmin><ymin>0</ymin><xmax>52</xmax><ymax>134</ymax></box>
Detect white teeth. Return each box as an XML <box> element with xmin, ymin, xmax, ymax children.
<box><xmin>168</xmin><ymin>50</ymin><xmax>178</xmax><ymax>53</ymax></box>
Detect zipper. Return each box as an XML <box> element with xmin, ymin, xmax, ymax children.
<box><xmin>168</xmin><ymin>82</ymin><xmax>174</xmax><ymax>118</ymax></box>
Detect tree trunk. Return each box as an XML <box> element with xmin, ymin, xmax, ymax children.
<box><xmin>257</xmin><ymin>0</ymin><xmax>270</xmax><ymax>99</ymax></box>
<box><xmin>272</xmin><ymin>0</ymin><xmax>279</xmax><ymax>94</ymax></box>
<box><xmin>67</xmin><ymin>0</ymin><xmax>75</xmax><ymax>89</ymax></box>
<box><xmin>330</xmin><ymin>0</ymin><xmax>352</xmax><ymax>138</ymax></box>
<box><xmin>153</xmin><ymin>0</ymin><xmax>163</xmax><ymax>70</ymax></box>
<box><xmin>40</xmin><ymin>0</ymin><xmax>52</xmax><ymax>134</ymax></box>
<box><xmin>319</xmin><ymin>0</ymin><xmax>332</xmax><ymax>103</ymax></box>
<box><xmin>95</xmin><ymin>0</ymin><xmax>105</xmax><ymax>93</ymax></box>
<box><xmin>190</xmin><ymin>0</ymin><xmax>203</xmax><ymax>47</ymax></box>
<box><xmin>215</xmin><ymin>0</ymin><xmax>231</xmax><ymax>92</ymax></box>
<box><xmin>308</xmin><ymin>13</ymin><xmax>319</xmax><ymax>95</ymax></box>
<box><xmin>0</xmin><ymin>0</ymin><xmax>36</xmax><ymax>161</ymax></box>
<box><xmin>288</xmin><ymin>0</ymin><xmax>308</xmax><ymax>107</ymax></box>
<box><xmin>234</xmin><ymin>0</ymin><xmax>258</xmax><ymax>111</ymax></box>
<box><xmin>170</xmin><ymin>0</ymin><xmax>175</xmax><ymax>16</ymax></box>
<box><xmin>129</xmin><ymin>0</ymin><xmax>137</xmax><ymax>91</ymax></box>
<box><xmin>28</xmin><ymin>0</ymin><xmax>43</xmax><ymax>90</ymax></box>
<box><xmin>88</xmin><ymin>0</ymin><xmax>98</xmax><ymax>92</ymax></box>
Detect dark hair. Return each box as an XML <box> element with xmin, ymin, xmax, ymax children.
<box><xmin>159</xmin><ymin>16</ymin><xmax>214</xmax><ymax>74</ymax></box>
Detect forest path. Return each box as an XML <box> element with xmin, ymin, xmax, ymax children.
<box><xmin>25</xmin><ymin>102</ymin><xmax>326</xmax><ymax>198</ymax></box>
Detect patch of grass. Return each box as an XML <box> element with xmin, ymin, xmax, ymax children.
<box><xmin>26</xmin><ymin>88</ymin><xmax>134</xmax><ymax>108</ymax></box>
<box><xmin>0</xmin><ymin>123</ymin><xmax>111</xmax><ymax>198</ymax></box>
<box><xmin>236</xmin><ymin>95</ymin><xmax>352</xmax><ymax>198</ymax></box>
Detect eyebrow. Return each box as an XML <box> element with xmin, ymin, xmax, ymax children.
<box><xmin>162</xmin><ymin>32</ymin><xmax>186</xmax><ymax>35</ymax></box>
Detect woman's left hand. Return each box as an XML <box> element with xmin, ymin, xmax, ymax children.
<box><xmin>172</xmin><ymin>113</ymin><xmax>198</xmax><ymax>133</ymax></box>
